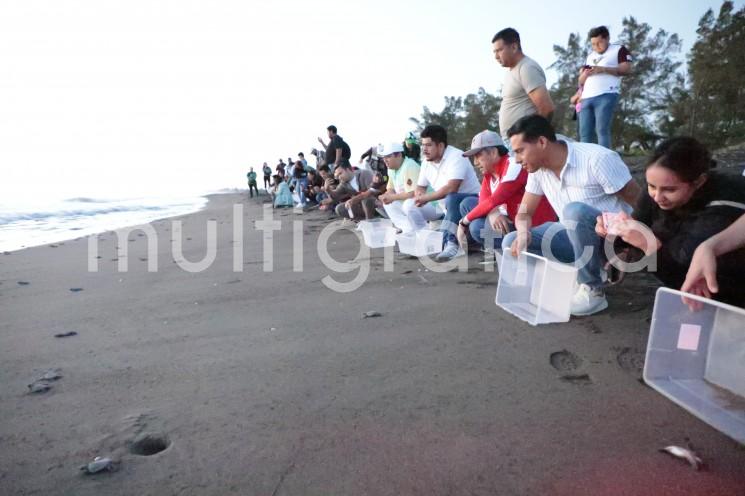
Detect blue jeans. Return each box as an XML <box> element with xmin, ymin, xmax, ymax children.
<box><xmin>459</xmin><ymin>197</ymin><xmax>513</xmax><ymax>249</ymax></box>
<box><xmin>295</xmin><ymin>177</ymin><xmax>308</xmax><ymax>205</ymax></box>
<box><xmin>442</xmin><ymin>193</ymin><xmax>479</xmax><ymax>245</ymax></box>
<box><xmin>501</xmin><ymin>202</ymin><xmax>605</xmax><ymax>288</ymax></box>
<box><xmin>579</xmin><ymin>92</ymin><xmax>620</xmax><ymax>149</ymax></box>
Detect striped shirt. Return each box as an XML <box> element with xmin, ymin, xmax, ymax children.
<box><xmin>525</xmin><ymin>141</ymin><xmax>633</xmax><ymax>222</ymax></box>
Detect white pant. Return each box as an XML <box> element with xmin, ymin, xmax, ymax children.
<box><xmin>402</xmin><ymin>198</ymin><xmax>443</xmax><ymax>231</ymax></box>
<box><xmin>383</xmin><ymin>201</ymin><xmax>414</xmax><ymax>232</ymax></box>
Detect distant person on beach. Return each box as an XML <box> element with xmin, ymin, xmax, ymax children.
<box><xmin>457</xmin><ymin>130</ymin><xmax>556</xmax><ymax>252</ymax></box>
<box><xmin>246</xmin><ymin>167</ymin><xmax>259</xmax><ymax>198</ymax></box>
<box><xmin>276</xmin><ymin>159</ymin><xmax>286</xmax><ymax>179</ymax></box>
<box><xmin>596</xmin><ymin>137</ymin><xmax>745</xmax><ymax>308</ymax></box>
<box><xmin>378</xmin><ymin>142</ymin><xmax>421</xmax><ymax>233</ymax></box>
<box><xmin>310</xmin><ymin>148</ymin><xmax>326</xmax><ymax>169</ymax></box>
<box><xmin>271</xmin><ymin>174</ymin><xmax>293</xmax><ymax>208</ymax></box>
<box><xmin>332</xmin><ymin>163</ymin><xmax>377</xmax><ymax>220</ymax></box>
<box><xmin>492</xmin><ymin>27</ymin><xmax>555</xmax><ymax>143</ymax></box>
<box><xmin>578</xmin><ymin>26</ymin><xmax>632</xmax><ymax>149</ymax></box>
<box><xmin>408</xmin><ymin>124</ymin><xmax>481</xmax><ymax>261</ymax></box>
<box><xmin>318</xmin><ymin>125</ymin><xmax>352</xmax><ymax>169</ymax></box>
<box><xmin>262</xmin><ymin>162</ymin><xmax>272</xmax><ymax>190</ymax></box>
<box><xmin>298</xmin><ymin>152</ymin><xmax>311</xmax><ymax>170</ymax></box>
<box><xmin>403</xmin><ymin>132</ymin><xmax>421</xmax><ymax>163</ymax></box>
<box><xmin>292</xmin><ymin>160</ymin><xmax>309</xmax><ymax>208</ymax></box>
<box><xmin>501</xmin><ymin>115</ymin><xmax>640</xmax><ymax>316</ymax></box>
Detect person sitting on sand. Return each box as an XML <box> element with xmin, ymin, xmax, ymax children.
<box><xmin>272</xmin><ymin>174</ymin><xmax>294</xmax><ymax>208</ymax></box>
<box><xmin>332</xmin><ymin>163</ymin><xmax>377</xmax><ymax>220</ymax></box>
<box><xmin>501</xmin><ymin>114</ymin><xmax>640</xmax><ymax>317</ymax></box>
<box><xmin>305</xmin><ymin>168</ymin><xmax>325</xmax><ymax>205</ymax></box>
<box><xmin>596</xmin><ymin>136</ymin><xmax>745</xmax><ymax>308</ymax></box>
<box><xmin>457</xmin><ymin>130</ymin><xmax>556</xmax><ymax>252</ymax></box>
<box><xmin>406</xmin><ymin>124</ymin><xmax>481</xmax><ymax>261</ymax></box>
<box><xmin>377</xmin><ymin>142</ymin><xmax>421</xmax><ymax>232</ymax></box>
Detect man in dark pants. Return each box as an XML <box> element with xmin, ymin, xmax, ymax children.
<box><xmin>246</xmin><ymin>168</ymin><xmax>259</xmax><ymax>198</ymax></box>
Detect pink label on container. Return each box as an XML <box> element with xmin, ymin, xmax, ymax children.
<box><xmin>677</xmin><ymin>324</ymin><xmax>701</xmax><ymax>351</ymax></box>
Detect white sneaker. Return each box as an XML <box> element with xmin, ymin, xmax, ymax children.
<box><xmin>435</xmin><ymin>242</ymin><xmax>464</xmax><ymax>261</ymax></box>
<box><xmin>570</xmin><ymin>284</ymin><xmax>608</xmax><ymax>316</ymax></box>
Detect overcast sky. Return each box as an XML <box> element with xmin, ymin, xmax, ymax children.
<box><xmin>0</xmin><ymin>0</ymin><xmax>737</xmax><ymax>203</ymax></box>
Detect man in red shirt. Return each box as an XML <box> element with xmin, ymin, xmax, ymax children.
<box><xmin>457</xmin><ymin>130</ymin><xmax>555</xmax><ymax>251</ymax></box>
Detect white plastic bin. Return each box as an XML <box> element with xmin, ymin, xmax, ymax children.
<box><xmin>357</xmin><ymin>219</ymin><xmax>396</xmax><ymax>248</ymax></box>
<box><xmin>495</xmin><ymin>251</ymin><xmax>578</xmax><ymax>325</ymax></box>
<box><xmin>644</xmin><ymin>288</ymin><xmax>745</xmax><ymax>444</ymax></box>
<box><xmin>396</xmin><ymin>229</ymin><xmax>443</xmax><ymax>257</ymax></box>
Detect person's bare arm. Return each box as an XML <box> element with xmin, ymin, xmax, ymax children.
<box><xmin>615</xmin><ymin>179</ymin><xmax>641</xmax><ymax>207</ymax></box>
<box><xmin>335</xmin><ymin>148</ymin><xmax>342</xmax><ymax>165</ymax></box>
<box><xmin>510</xmin><ymin>192</ymin><xmax>543</xmax><ymax>257</ymax></box>
<box><xmin>528</xmin><ymin>86</ymin><xmax>555</xmax><ymax>120</ymax></box>
<box><xmin>419</xmin><ymin>179</ymin><xmax>462</xmax><ymax>204</ymax></box>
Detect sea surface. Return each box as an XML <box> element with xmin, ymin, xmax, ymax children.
<box><xmin>0</xmin><ymin>194</ymin><xmax>212</xmax><ymax>252</ymax></box>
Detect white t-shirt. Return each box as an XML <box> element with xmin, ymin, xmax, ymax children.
<box><xmin>525</xmin><ymin>141</ymin><xmax>633</xmax><ymax>222</ymax></box>
<box><xmin>581</xmin><ymin>44</ymin><xmax>631</xmax><ymax>100</ymax></box>
<box><xmin>417</xmin><ymin>145</ymin><xmax>481</xmax><ymax>194</ymax></box>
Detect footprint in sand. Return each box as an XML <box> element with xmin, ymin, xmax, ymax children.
<box><xmin>615</xmin><ymin>347</ymin><xmax>646</xmax><ymax>379</ymax></box>
<box><xmin>18</xmin><ymin>281</ymin><xmax>30</xmax><ymax>286</ymax></box>
<box><xmin>550</xmin><ymin>350</ymin><xmax>593</xmax><ymax>385</ymax></box>
<box><xmin>69</xmin><ymin>288</ymin><xmax>84</xmax><ymax>292</ymax></box>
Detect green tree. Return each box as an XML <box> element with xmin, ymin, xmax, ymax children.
<box><xmin>549</xmin><ymin>32</ymin><xmax>588</xmax><ymax>138</ymax></box>
<box><xmin>410</xmin><ymin>88</ymin><xmax>501</xmax><ymax>151</ymax></box>
<box><xmin>668</xmin><ymin>1</ymin><xmax>745</xmax><ymax>148</ymax></box>
<box><xmin>613</xmin><ymin>17</ymin><xmax>684</xmax><ymax>151</ymax></box>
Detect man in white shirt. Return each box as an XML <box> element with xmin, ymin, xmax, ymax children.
<box><xmin>404</xmin><ymin>124</ymin><xmax>481</xmax><ymax>260</ymax></box>
<box><xmin>578</xmin><ymin>25</ymin><xmax>632</xmax><ymax>149</ymax></box>
<box><xmin>501</xmin><ymin>115</ymin><xmax>641</xmax><ymax>316</ymax></box>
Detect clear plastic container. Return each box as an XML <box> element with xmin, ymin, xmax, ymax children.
<box><xmin>395</xmin><ymin>229</ymin><xmax>443</xmax><ymax>257</ymax></box>
<box><xmin>495</xmin><ymin>251</ymin><xmax>578</xmax><ymax>325</ymax></box>
<box><xmin>357</xmin><ymin>219</ymin><xmax>397</xmax><ymax>248</ymax></box>
<box><xmin>644</xmin><ymin>287</ymin><xmax>745</xmax><ymax>444</ymax></box>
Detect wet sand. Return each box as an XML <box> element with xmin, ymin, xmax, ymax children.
<box><xmin>1</xmin><ymin>193</ymin><xmax>744</xmax><ymax>495</ymax></box>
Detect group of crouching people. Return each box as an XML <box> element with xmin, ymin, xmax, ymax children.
<box><xmin>269</xmin><ymin>114</ymin><xmax>745</xmax><ymax>315</ymax></box>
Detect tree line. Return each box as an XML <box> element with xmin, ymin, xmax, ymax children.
<box><xmin>411</xmin><ymin>1</ymin><xmax>745</xmax><ymax>153</ymax></box>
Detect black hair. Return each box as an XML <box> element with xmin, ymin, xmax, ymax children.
<box><xmin>337</xmin><ymin>162</ymin><xmax>353</xmax><ymax>170</ymax></box>
<box><xmin>647</xmin><ymin>137</ymin><xmax>715</xmax><ymax>183</ymax></box>
<box><xmin>327</xmin><ymin>125</ymin><xmax>337</xmax><ymax>134</ymax></box>
<box><xmin>420</xmin><ymin>124</ymin><xmax>448</xmax><ymax>147</ymax></box>
<box><xmin>588</xmin><ymin>26</ymin><xmax>610</xmax><ymax>39</ymax></box>
<box><xmin>497</xmin><ymin>145</ymin><xmax>509</xmax><ymax>157</ymax></box>
<box><xmin>318</xmin><ymin>165</ymin><xmax>330</xmax><ymax>173</ymax></box>
<box><xmin>273</xmin><ymin>174</ymin><xmax>283</xmax><ymax>183</ymax></box>
<box><xmin>492</xmin><ymin>28</ymin><xmax>521</xmax><ymax>49</ymax></box>
<box><xmin>506</xmin><ymin>115</ymin><xmax>557</xmax><ymax>143</ymax></box>
<box><xmin>298</xmin><ymin>152</ymin><xmax>304</xmax><ymax>157</ymax></box>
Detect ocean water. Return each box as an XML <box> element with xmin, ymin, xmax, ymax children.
<box><xmin>0</xmin><ymin>195</ymin><xmax>210</xmax><ymax>253</ymax></box>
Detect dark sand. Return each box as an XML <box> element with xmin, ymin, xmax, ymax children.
<box><xmin>1</xmin><ymin>193</ymin><xmax>744</xmax><ymax>495</ymax></box>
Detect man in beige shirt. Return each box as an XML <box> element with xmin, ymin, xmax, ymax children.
<box><xmin>492</xmin><ymin>27</ymin><xmax>554</xmax><ymax>141</ymax></box>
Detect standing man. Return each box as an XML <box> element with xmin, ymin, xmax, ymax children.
<box><xmin>492</xmin><ymin>27</ymin><xmax>555</xmax><ymax>142</ymax></box>
<box><xmin>378</xmin><ymin>142</ymin><xmax>421</xmax><ymax>232</ymax></box>
<box><xmin>276</xmin><ymin>159</ymin><xmax>286</xmax><ymax>179</ymax></box>
<box><xmin>406</xmin><ymin>124</ymin><xmax>481</xmax><ymax>260</ymax></box>
<box><xmin>318</xmin><ymin>125</ymin><xmax>352</xmax><ymax>170</ymax></box>
<box><xmin>501</xmin><ymin>115</ymin><xmax>640</xmax><ymax>316</ymax></box>
<box><xmin>578</xmin><ymin>26</ymin><xmax>632</xmax><ymax>149</ymax></box>
<box><xmin>262</xmin><ymin>162</ymin><xmax>272</xmax><ymax>191</ymax></box>
<box><xmin>246</xmin><ymin>167</ymin><xmax>259</xmax><ymax>198</ymax></box>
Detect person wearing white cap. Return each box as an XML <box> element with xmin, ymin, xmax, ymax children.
<box><xmin>377</xmin><ymin>142</ymin><xmax>422</xmax><ymax>232</ymax></box>
<box><xmin>458</xmin><ymin>130</ymin><xmax>556</xmax><ymax>251</ymax></box>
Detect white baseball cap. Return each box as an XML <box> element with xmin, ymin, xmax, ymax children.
<box><xmin>378</xmin><ymin>142</ymin><xmax>404</xmax><ymax>157</ymax></box>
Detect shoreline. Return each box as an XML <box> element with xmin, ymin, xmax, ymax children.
<box><xmin>1</xmin><ymin>192</ymin><xmax>744</xmax><ymax>495</ymax></box>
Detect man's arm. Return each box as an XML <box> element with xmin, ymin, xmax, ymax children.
<box><xmin>528</xmin><ymin>86</ymin><xmax>555</xmax><ymax>120</ymax></box>
<box><xmin>615</xmin><ymin>179</ymin><xmax>641</xmax><ymax>208</ymax></box>
<box><xmin>420</xmin><ymin>179</ymin><xmax>462</xmax><ymax>203</ymax></box>
<box><xmin>335</xmin><ymin>148</ymin><xmax>342</xmax><ymax>165</ymax></box>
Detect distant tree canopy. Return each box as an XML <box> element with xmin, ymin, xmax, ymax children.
<box><xmin>412</xmin><ymin>1</ymin><xmax>745</xmax><ymax>153</ymax></box>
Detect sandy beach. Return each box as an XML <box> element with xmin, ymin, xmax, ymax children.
<box><xmin>1</xmin><ymin>192</ymin><xmax>744</xmax><ymax>495</ymax></box>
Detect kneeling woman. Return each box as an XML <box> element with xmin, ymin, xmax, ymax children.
<box><xmin>597</xmin><ymin>136</ymin><xmax>745</xmax><ymax>307</ymax></box>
